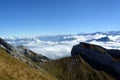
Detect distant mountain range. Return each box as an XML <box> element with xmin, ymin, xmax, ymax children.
<box><xmin>4</xmin><ymin>31</ymin><xmax>120</xmax><ymax>59</ymax></box>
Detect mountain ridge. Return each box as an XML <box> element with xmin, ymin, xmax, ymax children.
<box><xmin>0</xmin><ymin>37</ymin><xmax>119</xmax><ymax>80</ymax></box>
<box><xmin>0</xmin><ymin>44</ymin><xmax>57</xmax><ymax>80</ymax></box>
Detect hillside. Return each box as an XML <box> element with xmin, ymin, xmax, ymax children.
<box><xmin>42</xmin><ymin>55</ymin><xmax>115</xmax><ymax>80</ymax></box>
<box><xmin>0</xmin><ymin>47</ymin><xmax>57</xmax><ymax>80</ymax></box>
<box><xmin>0</xmin><ymin>37</ymin><xmax>119</xmax><ymax>80</ymax></box>
<box><xmin>41</xmin><ymin>42</ymin><xmax>120</xmax><ymax>80</ymax></box>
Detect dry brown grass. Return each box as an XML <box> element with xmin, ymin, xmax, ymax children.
<box><xmin>0</xmin><ymin>47</ymin><xmax>57</xmax><ymax>80</ymax></box>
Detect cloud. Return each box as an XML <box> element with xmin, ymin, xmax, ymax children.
<box><xmin>4</xmin><ymin>34</ymin><xmax>120</xmax><ymax>59</ymax></box>
<box><xmin>24</xmin><ymin>40</ymin><xmax>75</xmax><ymax>59</ymax></box>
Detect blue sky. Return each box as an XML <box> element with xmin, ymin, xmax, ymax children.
<box><xmin>0</xmin><ymin>0</ymin><xmax>120</xmax><ymax>37</ymax></box>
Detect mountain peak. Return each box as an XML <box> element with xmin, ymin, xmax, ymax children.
<box><xmin>96</xmin><ymin>37</ymin><xmax>111</xmax><ymax>42</ymax></box>
<box><xmin>71</xmin><ymin>42</ymin><xmax>120</xmax><ymax>80</ymax></box>
<box><xmin>71</xmin><ymin>42</ymin><xmax>107</xmax><ymax>56</ymax></box>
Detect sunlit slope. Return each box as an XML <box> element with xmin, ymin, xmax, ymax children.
<box><xmin>0</xmin><ymin>47</ymin><xmax>57</xmax><ymax>80</ymax></box>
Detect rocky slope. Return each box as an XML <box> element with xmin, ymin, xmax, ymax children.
<box><xmin>0</xmin><ymin>38</ymin><xmax>48</xmax><ymax>67</ymax></box>
<box><xmin>0</xmin><ymin>37</ymin><xmax>57</xmax><ymax>80</ymax></box>
<box><xmin>0</xmin><ymin>45</ymin><xmax>57</xmax><ymax>80</ymax></box>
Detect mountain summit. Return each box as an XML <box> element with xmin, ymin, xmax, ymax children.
<box><xmin>71</xmin><ymin>42</ymin><xmax>120</xmax><ymax>80</ymax></box>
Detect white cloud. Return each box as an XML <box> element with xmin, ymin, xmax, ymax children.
<box><xmin>24</xmin><ymin>40</ymin><xmax>74</xmax><ymax>59</ymax></box>
<box><xmin>4</xmin><ymin>34</ymin><xmax>120</xmax><ymax>59</ymax></box>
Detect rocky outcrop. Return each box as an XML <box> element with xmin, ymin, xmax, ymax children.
<box><xmin>0</xmin><ymin>37</ymin><xmax>49</xmax><ymax>68</ymax></box>
<box><xmin>0</xmin><ymin>38</ymin><xmax>25</xmax><ymax>60</ymax></box>
<box><xmin>0</xmin><ymin>38</ymin><xmax>13</xmax><ymax>50</ymax></box>
<box><xmin>0</xmin><ymin>44</ymin><xmax>57</xmax><ymax>80</ymax></box>
<box><xmin>17</xmin><ymin>45</ymin><xmax>49</xmax><ymax>62</ymax></box>
<box><xmin>71</xmin><ymin>42</ymin><xmax>120</xmax><ymax>80</ymax></box>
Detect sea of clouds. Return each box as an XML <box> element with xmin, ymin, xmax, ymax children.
<box><xmin>4</xmin><ymin>33</ymin><xmax>120</xmax><ymax>59</ymax></box>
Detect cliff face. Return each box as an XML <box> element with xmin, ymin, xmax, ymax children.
<box><xmin>71</xmin><ymin>42</ymin><xmax>120</xmax><ymax>80</ymax></box>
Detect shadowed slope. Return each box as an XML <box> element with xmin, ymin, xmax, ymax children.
<box><xmin>71</xmin><ymin>42</ymin><xmax>120</xmax><ymax>80</ymax></box>
<box><xmin>42</xmin><ymin>55</ymin><xmax>115</xmax><ymax>80</ymax></box>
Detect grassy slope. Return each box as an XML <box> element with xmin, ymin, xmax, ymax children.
<box><xmin>0</xmin><ymin>47</ymin><xmax>57</xmax><ymax>80</ymax></box>
<box><xmin>42</xmin><ymin>55</ymin><xmax>115</xmax><ymax>80</ymax></box>
<box><xmin>0</xmin><ymin>43</ymin><xmax>116</xmax><ymax>80</ymax></box>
